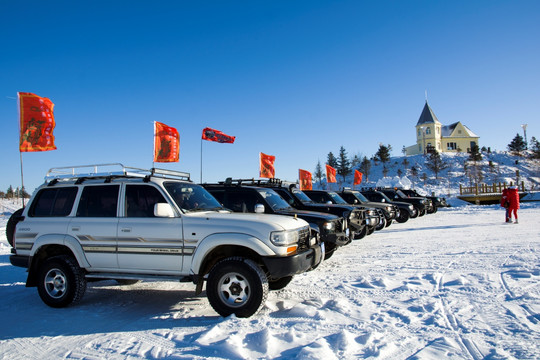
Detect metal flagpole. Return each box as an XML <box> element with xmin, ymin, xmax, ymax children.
<box><xmin>16</xmin><ymin>93</ymin><xmax>26</xmax><ymax>207</ymax></box>
<box><xmin>200</xmin><ymin>137</ymin><xmax>203</xmax><ymax>183</ymax></box>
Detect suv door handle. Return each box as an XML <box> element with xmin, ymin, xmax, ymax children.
<box><xmin>121</xmin><ymin>228</ymin><xmax>131</xmax><ymax>233</ymax></box>
<box><xmin>71</xmin><ymin>227</ymin><xmax>80</xmax><ymax>231</ymax></box>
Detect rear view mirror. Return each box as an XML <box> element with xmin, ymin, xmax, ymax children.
<box><xmin>254</xmin><ymin>204</ymin><xmax>265</xmax><ymax>213</ymax></box>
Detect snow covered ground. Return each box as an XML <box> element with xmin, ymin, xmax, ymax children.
<box><xmin>1</xmin><ymin>198</ymin><xmax>539</xmax><ymax>359</ymax></box>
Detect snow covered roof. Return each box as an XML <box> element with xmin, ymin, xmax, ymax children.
<box><xmin>441</xmin><ymin>122</ymin><xmax>479</xmax><ymax>137</ymax></box>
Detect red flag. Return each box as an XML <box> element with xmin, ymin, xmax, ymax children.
<box><xmin>202</xmin><ymin>127</ymin><xmax>235</xmax><ymax>143</ymax></box>
<box><xmin>326</xmin><ymin>164</ymin><xmax>336</xmax><ymax>183</ymax></box>
<box><xmin>154</xmin><ymin>121</ymin><xmax>179</xmax><ymax>162</ymax></box>
<box><xmin>299</xmin><ymin>169</ymin><xmax>312</xmax><ymax>190</ymax></box>
<box><xmin>18</xmin><ymin>92</ymin><xmax>56</xmax><ymax>152</ymax></box>
<box><xmin>260</xmin><ymin>152</ymin><xmax>275</xmax><ymax>178</ymax></box>
<box><xmin>354</xmin><ymin>170</ymin><xmax>363</xmax><ymax>185</ymax></box>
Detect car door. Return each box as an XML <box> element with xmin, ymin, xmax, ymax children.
<box><xmin>117</xmin><ymin>184</ymin><xmax>184</xmax><ymax>273</ymax></box>
<box><xmin>68</xmin><ymin>184</ymin><xmax>120</xmax><ymax>269</ymax></box>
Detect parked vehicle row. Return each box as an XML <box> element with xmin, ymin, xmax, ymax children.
<box><xmin>6</xmin><ymin>164</ymin><xmax>445</xmax><ymax>318</ymax></box>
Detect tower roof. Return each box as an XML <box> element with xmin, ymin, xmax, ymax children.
<box><xmin>416</xmin><ymin>101</ymin><xmax>441</xmax><ymax>126</ymax></box>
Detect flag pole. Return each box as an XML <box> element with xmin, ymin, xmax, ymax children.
<box><xmin>200</xmin><ymin>137</ymin><xmax>203</xmax><ymax>183</ymax></box>
<box><xmin>16</xmin><ymin>93</ymin><xmax>26</xmax><ymax>207</ymax></box>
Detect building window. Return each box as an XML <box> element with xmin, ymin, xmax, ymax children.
<box><xmin>425</xmin><ymin>127</ymin><xmax>431</xmax><ymax>135</ymax></box>
<box><xmin>447</xmin><ymin>142</ymin><xmax>457</xmax><ymax>150</ymax></box>
<box><xmin>458</xmin><ymin>130</ymin><xmax>462</xmax><ymax>134</ymax></box>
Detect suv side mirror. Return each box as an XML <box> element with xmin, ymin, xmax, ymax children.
<box><xmin>155</xmin><ymin>203</ymin><xmax>175</xmax><ymax>217</ymax></box>
<box><xmin>254</xmin><ymin>204</ymin><xmax>265</xmax><ymax>213</ymax></box>
<box><xmin>353</xmin><ymin>199</ymin><xmax>358</xmax><ymax>204</ymax></box>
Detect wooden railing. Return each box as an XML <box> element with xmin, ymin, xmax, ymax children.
<box><xmin>459</xmin><ymin>182</ymin><xmax>525</xmax><ymax>195</ymax></box>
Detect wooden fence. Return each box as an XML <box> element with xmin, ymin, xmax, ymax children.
<box><xmin>459</xmin><ymin>182</ymin><xmax>525</xmax><ymax>196</ymax></box>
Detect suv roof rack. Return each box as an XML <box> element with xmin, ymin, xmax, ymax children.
<box><xmin>45</xmin><ymin>163</ymin><xmax>191</xmax><ymax>183</ymax></box>
<box><xmin>207</xmin><ymin>177</ymin><xmax>298</xmax><ymax>189</ymax></box>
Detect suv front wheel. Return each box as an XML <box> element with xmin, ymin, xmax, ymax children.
<box><xmin>37</xmin><ymin>255</ymin><xmax>87</xmax><ymax>308</ymax></box>
<box><xmin>206</xmin><ymin>257</ymin><xmax>269</xmax><ymax>318</ymax></box>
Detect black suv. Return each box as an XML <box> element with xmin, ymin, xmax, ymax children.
<box><xmin>203</xmin><ymin>181</ymin><xmax>350</xmax><ymax>260</ymax></box>
<box><xmin>302</xmin><ymin>190</ymin><xmax>384</xmax><ymax>233</ymax></box>
<box><xmin>215</xmin><ymin>179</ymin><xmax>370</xmax><ymax>240</ymax></box>
<box><xmin>338</xmin><ymin>188</ymin><xmax>398</xmax><ymax>227</ymax></box>
<box><xmin>377</xmin><ymin>188</ymin><xmax>433</xmax><ymax>216</ymax></box>
<box><xmin>360</xmin><ymin>188</ymin><xmax>416</xmax><ymax>223</ymax></box>
<box><xmin>399</xmin><ymin>188</ymin><xmax>448</xmax><ymax>212</ymax></box>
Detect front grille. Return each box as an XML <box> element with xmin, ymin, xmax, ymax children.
<box><xmin>297</xmin><ymin>226</ymin><xmax>310</xmax><ymax>251</ymax></box>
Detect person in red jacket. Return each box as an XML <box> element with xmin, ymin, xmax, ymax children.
<box><xmin>501</xmin><ymin>186</ymin><xmax>520</xmax><ymax>223</ymax></box>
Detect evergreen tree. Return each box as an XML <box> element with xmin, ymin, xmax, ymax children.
<box><xmin>7</xmin><ymin>185</ymin><xmax>14</xmax><ymax>199</ymax></box>
<box><xmin>359</xmin><ymin>156</ymin><xmax>371</xmax><ymax>182</ymax></box>
<box><xmin>382</xmin><ymin>166</ymin><xmax>389</xmax><ymax>177</ymax></box>
<box><xmin>425</xmin><ymin>151</ymin><xmax>448</xmax><ymax>179</ymax></box>
<box><xmin>468</xmin><ymin>143</ymin><xmax>482</xmax><ymax>162</ymax></box>
<box><xmin>402</xmin><ymin>158</ymin><xmax>409</xmax><ymax>169</ymax></box>
<box><xmin>397</xmin><ymin>169</ymin><xmax>403</xmax><ymax>177</ymax></box>
<box><xmin>508</xmin><ymin>133</ymin><xmax>526</xmax><ymax>155</ymax></box>
<box><xmin>374</xmin><ymin>144</ymin><xmax>391</xmax><ymax>163</ymax></box>
<box><xmin>410</xmin><ymin>166</ymin><xmax>418</xmax><ymax>179</ymax></box>
<box><xmin>327</xmin><ymin>152</ymin><xmax>338</xmax><ymax>169</ymax></box>
<box><xmin>314</xmin><ymin>160</ymin><xmax>324</xmax><ymax>187</ymax></box>
<box><xmin>351</xmin><ymin>154</ymin><xmax>362</xmax><ymax>168</ymax></box>
<box><xmin>337</xmin><ymin>146</ymin><xmax>352</xmax><ymax>182</ymax></box>
<box><xmin>530</xmin><ymin>137</ymin><xmax>540</xmax><ymax>160</ymax></box>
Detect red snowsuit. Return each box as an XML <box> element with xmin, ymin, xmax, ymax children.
<box><xmin>501</xmin><ymin>187</ymin><xmax>520</xmax><ymax>222</ymax></box>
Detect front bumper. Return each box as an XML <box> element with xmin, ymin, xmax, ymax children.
<box><xmin>262</xmin><ymin>244</ymin><xmax>322</xmax><ymax>278</ymax></box>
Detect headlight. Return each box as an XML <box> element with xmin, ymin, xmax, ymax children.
<box><xmin>408</xmin><ymin>205</ymin><xmax>414</xmax><ymax>210</ymax></box>
<box><xmin>270</xmin><ymin>229</ymin><xmax>299</xmax><ymax>246</ymax></box>
<box><xmin>322</xmin><ymin>221</ymin><xmax>335</xmax><ymax>231</ymax></box>
<box><xmin>386</xmin><ymin>206</ymin><xmax>392</xmax><ymax>212</ymax></box>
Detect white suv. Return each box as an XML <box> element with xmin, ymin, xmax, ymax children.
<box><xmin>9</xmin><ymin>164</ymin><xmax>322</xmax><ymax>317</ymax></box>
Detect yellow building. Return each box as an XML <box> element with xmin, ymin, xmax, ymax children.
<box><xmin>404</xmin><ymin>101</ymin><xmax>479</xmax><ymax>155</ymax></box>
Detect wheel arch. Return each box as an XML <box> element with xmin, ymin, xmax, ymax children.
<box><xmin>26</xmin><ymin>235</ymin><xmax>89</xmax><ymax>287</ymax></box>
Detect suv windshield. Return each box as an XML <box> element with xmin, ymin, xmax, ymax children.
<box><xmin>395</xmin><ymin>190</ymin><xmax>407</xmax><ymax>198</ymax></box>
<box><xmin>257</xmin><ymin>189</ymin><xmax>292</xmax><ymax>210</ymax></box>
<box><xmin>351</xmin><ymin>191</ymin><xmax>369</xmax><ymax>202</ymax></box>
<box><xmin>292</xmin><ymin>188</ymin><xmax>314</xmax><ymax>203</ymax></box>
<box><xmin>328</xmin><ymin>192</ymin><xmax>348</xmax><ymax>204</ymax></box>
<box><xmin>164</xmin><ymin>182</ymin><xmax>223</xmax><ymax>212</ymax></box>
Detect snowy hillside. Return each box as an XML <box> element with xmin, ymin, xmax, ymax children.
<box><xmin>318</xmin><ymin>151</ymin><xmax>540</xmax><ymax>202</ymax></box>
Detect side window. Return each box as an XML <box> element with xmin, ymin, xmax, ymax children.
<box><xmin>276</xmin><ymin>189</ymin><xmax>294</xmax><ymax>205</ymax></box>
<box><xmin>308</xmin><ymin>192</ymin><xmax>325</xmax><ymax>203</ymax></box>
<box><xmin>76</xmin><ymin>185</ymin><xmax>119</xmax><ymax>217</ymax></box>
<box><xmin>126</xmin><ymin>185</ymin><xmax>167</xmax><ymax>217</ymax></box>
<box><xmin>225</xmin><ymin>191</ymin><xmax>258</xmax><ymax>213</ymax></box>
<box><xmin>29</xmin><ymin>187</ymin><xmax>78</xmax><ymax>217</ymax></box>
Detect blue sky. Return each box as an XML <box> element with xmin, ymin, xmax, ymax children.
<box><xmin>1</xmin><ymin>0</ymin><xmax>539</xmax><ymax>193</ymax></box>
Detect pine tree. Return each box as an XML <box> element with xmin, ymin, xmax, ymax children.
<box><xmin>425</xmin><ymin>151</ymin><xmax>448</xmax><ymax>179</ymax></box>
<box><xmin>314</xmin><ymin>160</ymin><xmax>324</xmax><ymax>187</ymax></box>
<box><xmin>337</xmin><ymin>146</ymin><xmax>351</xmax><ymax>182</ymax></box>
<box><xmin>359</xmin><ymin>156</ymin><xmax>371</xmax><ymax>182</ymax></box>
<box><xmin>530</xmin><ymin>137</ymin><xmax>540</xmax><ymax>160</ymax></box>
<box><xmin>468</xmin><ymin>143</ymin><xmax>482</xmax><ymax>162</ymax></box>
<box><xmin>327</xmin><ymin>152</ymin><xmax>338</xmax><ymax>169</ymax></box>
<box><xmin>7</xmin><ymin>185</ymin><xmax>14</xmax><ymax>199</ymax></box>
<box><xmin>508</xmin><ymin>133</ymin><xmax>526</xmax><ymax>156</ymax></box>
<box><xmin>374</xmin><ymin>144</ymin><xmax>391</xmax><ymax>163</ymax></box>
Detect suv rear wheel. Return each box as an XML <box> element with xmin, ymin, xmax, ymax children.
<box><xmin>207</xmin><ymin>257</ymin><xmax>269</xmax><ymax>318</ymax></box>
<box><xmin>37</xmin><ymin>255</ymin><xmax>87</xmax><ymax>308</ymax></box>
